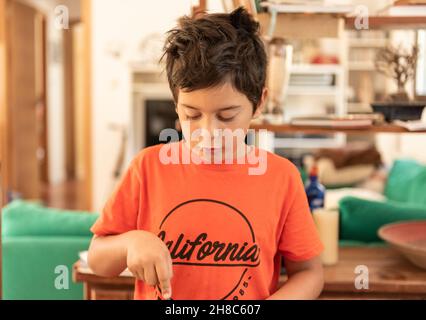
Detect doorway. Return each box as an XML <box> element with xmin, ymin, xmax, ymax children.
<box><xmin>0</xmin><ymin>0</ymin><xmax>93</xmax><ymax>210</ymax></box>
<box><xmin>0</xmin><ymin>0</ymin><xmax>47</xmax><ymax>203</ymax></box>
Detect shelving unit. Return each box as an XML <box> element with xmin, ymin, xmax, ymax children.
<box><xmin>256</xmin><ymin>3</ymin><xmax>350</xmax><ymax>152</ymax></box>
<box><xmin>252</xmin><ymin>62</ymin><xmax>348</xmax><ymax>151</ymax></box>
<box><xmin>254</xmin><ymin>2</ymin><xmax>426</xmax><ymax>155</ymax></box>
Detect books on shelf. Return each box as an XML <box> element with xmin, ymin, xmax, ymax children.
<box><xmin>289</xmin><ymin>73</ymin><xmax>335</xmax><ymax>86</ymax></box>
<box><xmin>290</xmin><ymin>114</ymin><xmax>384</xmax><ymax>128</ymax></box>
<box><xmin>393</xmin><ymin>120</ymin><xmax>426</xmax><ymax>131</ymax></box>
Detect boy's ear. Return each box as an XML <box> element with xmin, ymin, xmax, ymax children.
<box><xmin>253</xmin><ymin>87</ymin><xmax>268</xmax><ymax>118</ymax></box>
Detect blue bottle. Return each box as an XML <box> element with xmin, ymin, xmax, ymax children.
<box><xmin>305</xmin><ymin>164</ymin><xmax>326</xmax><ymax>212</ymax></box>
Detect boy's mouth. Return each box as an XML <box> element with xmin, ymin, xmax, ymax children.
<box><xmin>194</xmin><ymin>145</ymin><xmax>223</xmax><ymax>153</ymax></box>
<box><xmin>203</xmin><ymin>146</ymin><xmax>222</xmax><ymax>152</ymax></box>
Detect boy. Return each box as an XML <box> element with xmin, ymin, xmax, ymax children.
<box><xmin>88</xmin><ymin>7</ymin><xmax>324</xmax><ymax>300</ymax></box>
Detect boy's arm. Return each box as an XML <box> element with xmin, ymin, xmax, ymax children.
<box><xmin>266</xmin><ymin>255</ymin><xmax>324</xmax><ymax>300</ymax></box>
<box><xmin>87</xmin><ymin>232</ymin><xmax>136</xmax><ymax>277</ymax></box>
<box><xmin>88</xmin><ymin>230</ymin><xmax>174</xmax><ymax>299</ymax></box>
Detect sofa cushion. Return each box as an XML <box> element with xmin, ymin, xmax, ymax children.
<box><xmin>384</xmin><ymin>158</ymin><xmax>426</xmax><ymax>206</ymax></box>
<box><xmin>2</xmin><ymin>200</ymin><xmax>99</xmax><ymax>237</ymax></box>
<box><xmin>2</xmin><ymin>236</ymin><xmax>91</xmax><ymax>299</ymax></box>
<box><xmin>339</xmin><ymin>196</ymin><xmax>426</xmax><ymax>242</ymax></box>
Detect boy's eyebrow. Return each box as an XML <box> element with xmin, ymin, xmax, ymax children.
<box><xmin>180</xmin><ymin>103</ymin><xmax>241</xmax><ymax>111</ymax></box>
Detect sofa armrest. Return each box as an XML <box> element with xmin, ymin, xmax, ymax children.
<box><xmin>2</xmin><ymin>236</ymin><xmax>91</xmax><ymax>300</ymax></box>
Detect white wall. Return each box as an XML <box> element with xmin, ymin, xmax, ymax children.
<box><xmin>46</xmin><ymin>15</ymin><xmax>66</xmax><ymax>184</ymax></box>
<box><xmin>91</xmin><ymin>0</ymin><xmax>194</xmax><ymax>211</ymax></box>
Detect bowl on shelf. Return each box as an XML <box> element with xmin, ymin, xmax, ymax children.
<box><xmin>378</xmin><ymin>221</ymin><xmax>426</xmax><ymax>270</ymax></box>
<box><xmin>371</xmin><ymin>102</ymin><xmax>425</xmax><ymax>122</ymax></box>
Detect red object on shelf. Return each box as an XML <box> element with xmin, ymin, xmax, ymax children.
<box><xmin>311</xmin><ymin>55</ymin><xmax>339</xmax><ymax>64</ymax></box>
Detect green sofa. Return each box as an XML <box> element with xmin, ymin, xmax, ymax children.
<box><xmin>1</xmin><ymin>200</ymin><xmax>98</xmax><ymax>300</ymax></box>
<box><xmin>339</xmin><ymin>158</ymin><xmax>426</xmax><ymax>243</ymax></box>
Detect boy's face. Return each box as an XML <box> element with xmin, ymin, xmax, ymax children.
<box><xmin>175</xmin><ymin>80</ymin><xmax>267</xmax><ymax>160</ymax></box>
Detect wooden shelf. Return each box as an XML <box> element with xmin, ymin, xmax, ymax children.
<box><xmin>345</xmin><ymin>16</ymin><xmax>426</xmax><ymax>30</ymax></box>
<box><xmin>250</xmin><ymin>122</ymin><xmax>426</xmax><ymax>134</ymax></box>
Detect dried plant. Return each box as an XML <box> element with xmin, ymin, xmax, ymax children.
<box><xmin>375</xmin><ymin>45</ymin><xmax>418</xmax><ymax>101</ymax></box>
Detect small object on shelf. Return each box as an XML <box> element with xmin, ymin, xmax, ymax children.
<box><xmin>375</xmin><ymin>44</ymin><xmax>418</xmax><ymax>102</ymax></box>
<box><xmin>266</xmin><ymin>37</ymin><xmax>293</xmax><ymax>118</ymax></box>
<box><xmin>290</xmin><ymin>114</ymin><xmax>375</xmax><ymax>128</ymax></box>
<box><xmin>347</xmin><ymin>112</ymin><xmax>385</xmax><ymax>124</ymax></box>
<box><xmin>393</xmin><ymin>119</ymin><xmax>426</xmax><ymax>131</ymax></box>
<box><xmin>261</xmin><ymin>111</ymin><xmax>285</xmax><ymax>124</ymax></box>
<box><xmin>371</xmin><ymin>101</ymin><xmax>426</xmax><ymax>122</ymax></box>
<box><xmin>378</xmin><ymin>221</ymin><xmax>426</xmax><ymax>270</ymax></box>
<box><xmin>311</xmin><ymin>54</ymin><xmax>339</xmax><ymax>65</ymax></box>
<box><xmin>305</xmin><ymin>164</ymin><xmax>326</xmax><ymax>212</ymax></box>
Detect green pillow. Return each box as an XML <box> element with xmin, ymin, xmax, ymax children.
<box><xmin>385</xmin><ymin>158</ymin><xmax>426</xmax><ymax>206</ymax></box>
<box><xmin>339</xmin><ymin>196</ymin><xmax>426</xmax><ymax>243</ymax></box>
<box><xmin>2</xmin><ymin>200</ymin><xmax>99</xmax><ymax>237</ymax></box>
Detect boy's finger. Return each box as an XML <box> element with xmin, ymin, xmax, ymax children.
<box><xmin>129</xmin><ymin>267</ymin><xmax>143</xmax><ymax>281</ymax></box>
<box><xmin>159</xmin><ymin>279</ymin><xmax>172</xmax><ymax>300</ymax></box>
<box><xmin>135</xmin><ymin>268</ymin><xmax>146</xmax><ymax>282</ymax></box>
<box><xmin>155</xmin><ymin>262</ymin><xmax>172</xmax><ymax>299</ymax></box>
<box><xmin>144</xmin><ymin>263</ymin><xmax>159</xmax><ymax>287</ymax></box>
<box><xmin>166</xmin><ymin>253</ymin><xmax>174</xmax><ymax>278</ymax></box>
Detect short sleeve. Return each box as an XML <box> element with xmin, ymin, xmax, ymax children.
<box><xmin>278</xmin><ymin>166</ymin><xmax>324</xmax><ymax>261</ymax></box>
<box><xmin>90</xmin><ymin>158</ymin><xmax>142</xmax><ymax>236</ymax></box>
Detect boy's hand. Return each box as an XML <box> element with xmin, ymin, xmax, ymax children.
<box><xmin>126</xmin><ymin>230</ymin><xmax>173</xmax><ymax>299</ymax></box>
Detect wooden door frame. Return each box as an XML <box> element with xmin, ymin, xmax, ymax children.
<box><xmin>81</xmin><ymin>0</ymin><xmax>92</xmax><ymax>210</ymax></box>
<box><xmin>0</xmin><ymin>0</ymin><xmax>93</xmax><ymax>207</ymax></box>
<box><xmin>0</xmin><ymin>0</ymin><xmax>9</xmax><ymax>300</ymax></box>
<box><xmin>63</xmin><ymin>19</ymin><xmax>81</xmax><ymax>181</ymax></box>
<box><xmin>0</xmin><ymin>0</ymin><xmax>10</xmax><ymax>208</ymax></box>
<box><xmin>39</xmin><ymin>16</ymin><xmax>49</xmax><ymax>183</ymax></box>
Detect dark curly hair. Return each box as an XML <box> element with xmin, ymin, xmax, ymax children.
<box><xmin>161</xmin><ymin>7</ymin><xmax>267</xmax><ymax>113</ymax></box>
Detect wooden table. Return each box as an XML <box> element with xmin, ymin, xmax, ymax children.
<box><xmin>311</xmin><ymin>246</ymin><xmax>426</xmax><ymax>299</ymax></box>
<box><xmin>73</xmin><ymin>246</ymin><xmax>426</xmax><ymax>300</ymax></box>
<box><xmin>72</xmin><ymin>264</ymin><xmax>134</xmax><ymax>300</ymax></box>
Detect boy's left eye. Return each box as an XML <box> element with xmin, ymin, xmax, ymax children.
<box><xmin>185</xmin><ymin>114</ymin><xmax>202</xmax><ymax>120</ymax></box>
<box><xmin>217</xmin><ymin>115</ymin><xmax>235</xmax><ymax>122</ymax></box>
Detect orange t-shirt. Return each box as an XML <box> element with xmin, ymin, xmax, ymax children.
<box><xmin>90</xmin><ymin>140</ymin><xmax>323</xmax><ymax>300</ymax></box>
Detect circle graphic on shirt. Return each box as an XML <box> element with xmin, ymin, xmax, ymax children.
<box><xmin>156</xmin><ymin>198</ymin><xmax>260</xmax><ymax>300</ymax></box>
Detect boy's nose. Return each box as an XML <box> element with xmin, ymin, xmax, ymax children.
<box><xmin>199</xmin><ymin>118</ymin><xmax>222</xmax><ymax>140</ymax></box>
